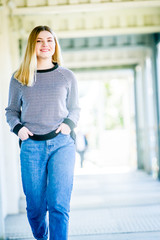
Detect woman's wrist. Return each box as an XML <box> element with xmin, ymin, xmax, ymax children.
<box><xmin>13</xmin><ymin>123</ymin><xmax>24</xmax><ymax>136</ymax></box>
<box><xmin>62</xmin><ymin>118</ymin><xmax>76</xmax><ymax>131</ymax></box>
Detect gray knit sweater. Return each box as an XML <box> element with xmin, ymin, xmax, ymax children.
<box><xmin>5</xmin><ymin>63</ymin><xmax>80</xmax><ymax>135</ymax></box>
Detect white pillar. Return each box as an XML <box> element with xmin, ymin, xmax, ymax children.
<box><xmin>144</xmin><ymin>55</ymin><xmax>158</xmax><ymax>173</ymax></box>
<box><xmin>135</xmin><ymin>64</ymin><xmax>149</xmax><ymax>170</ymax></box>
<box><xmin>0</xmin><ymin>6</ymin><xmax>9</xmax><ymax>239</ymax></box>
<box><xmin>0</xmin><ymin>99</ymin><xmax>5</xmax><ymax>238</ymax></box>
<box><xmin>0</xmin><ymin>3</ymin><xmax>21</xmax><ymax>225</ymax></box>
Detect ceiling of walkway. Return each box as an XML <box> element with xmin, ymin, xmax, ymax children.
<box><xmin>1</xmin><ymin>0</ymin><xmax>160</xmax><ymax>69</ymax></box>
<box><xmin>5</xmin><ymin>0</ymin><xmax>160</xmax><ymax>38</ymax></box>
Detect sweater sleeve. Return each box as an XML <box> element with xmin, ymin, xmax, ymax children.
<box><xmin>63</xmin><ymin>70</ymin><xmax>80</xmax><ymax>129</ymax></box>
<box><xmin>5</xmin><ymin>74</ymin><xmax>24</xmax><ymax>134</ymax></box>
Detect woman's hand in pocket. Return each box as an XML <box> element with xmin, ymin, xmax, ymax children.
<box><xmin>56</xmin><ymin>123</ymin><xmax>71</xmax><ymax>135</ymax></box>
<box><xmin>18</xmin><ymin>126</ymin><xmax>33</xmax><ymax>141</ymax></box>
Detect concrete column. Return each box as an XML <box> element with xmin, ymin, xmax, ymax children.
<box><xmin>143</xmin><ymin>54</ymin><xmax>158</xmax><ymax>174</ymax></box>
<box><xmin>0</xmin><ymin>6</ymin><xmax>9</xmax><ymax>239</ymax></box>
<box><xmin>0</xmin><ymin>98</ymin><xmax>5</xmax><ymax>239</ymax></box>
<box><xmin>156</xmin><ymin>42</ymin><xmax>160</xmax><ymax>179</ymax></box>
<box><xmin>0</xmin><ymin>3</ymin><xmax>20</xmax><ymax>224</ymax></box>
<box><xmin>135</xmin><ymin>64</ymin><xmax>146</xmax><ymax>170</ymax></box>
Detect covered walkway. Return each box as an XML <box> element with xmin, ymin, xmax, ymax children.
<box><xmin>5</xmin><ymin>170</ymin><xmax>160</xmax><ymax>239</ymax></box>
<box><xmin>1</xmin><ymin>1</ymin><xmax>160</xmax><ymax>239</ymax></box>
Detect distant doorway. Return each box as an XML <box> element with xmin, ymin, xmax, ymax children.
<box><xmin>75</xmin><ymin>69</ymin><xmax>137</xmax><ymax>174</ymax></box>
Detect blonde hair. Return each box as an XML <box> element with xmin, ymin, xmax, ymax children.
<box><xmin>14</xmin><ymin>26</ymin><xmax>62</xmax><ymax>86</ymax></box>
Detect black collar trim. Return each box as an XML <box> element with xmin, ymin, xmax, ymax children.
<box><xmin>37</xmin><ymin>62</ymin><xmax>58</xmax><ymax>73</ymax></box>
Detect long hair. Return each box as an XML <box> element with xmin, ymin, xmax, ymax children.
<box><xmin>14</xmin><ymin>26</ymin><xmax>62</xmax><ymax>86</ymax></box>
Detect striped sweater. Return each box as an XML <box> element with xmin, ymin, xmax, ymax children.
<box><xmin>5</xmin><ymin>63</ymin><xmax>80</xmax><ymax>136</ymax></box>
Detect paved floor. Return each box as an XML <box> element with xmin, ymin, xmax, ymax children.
<box><xmin>5</xmin><ymin>170</ymin><xmax>160</xmax><ymax>239</ymax></box>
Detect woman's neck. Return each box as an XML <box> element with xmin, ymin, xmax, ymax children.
<box><xmin>37</xmin><ymin>59</ymin><xmax>54</xmax><ymax>70</ymax></box>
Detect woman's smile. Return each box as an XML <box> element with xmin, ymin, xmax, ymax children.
<box><xmin>40</xmin><ymin>49</ymin><xmax>50</xmax><ymax>52</ymax></box>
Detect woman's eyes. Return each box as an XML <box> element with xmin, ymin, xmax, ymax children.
<box><xmin>36</xmin><ymin>40</ymin><xmax>53</xmax><ymax>42</ymax></box>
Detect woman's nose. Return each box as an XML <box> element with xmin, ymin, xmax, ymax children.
<box><xmin>42</xmin><ymin>40</ymin><xmax>48</xmax><ymax>46</ymax></box>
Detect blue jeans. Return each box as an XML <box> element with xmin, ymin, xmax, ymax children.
<box><xmin>20</xmin><ymin>133</ymin><xmax>75</xmax><ymax>240</ymax></box>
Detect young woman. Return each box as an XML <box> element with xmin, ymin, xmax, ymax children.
<box><xmin>5</xmin><ymin>25</ymin><xmax>80</xmax><ymax>240</ymax></box>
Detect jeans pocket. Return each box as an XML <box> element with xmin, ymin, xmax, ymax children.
<box><xmin>22</xmin><ymin>138</ymin><xmax>30</xmax><ymax>142</ymax></box>
<box><xmin>20</xmin><ymin>138</ymin><xmax>30</xmax><ymax>147</ymax></box>
<box><xmin>59</xmin><ymin>132</ymin><xmax>70</xmax><ymax>136</ymax></box>
<box><xmin>19</xmin><ymin>138</ymin><xmax>29</xmax><ymax>148</ymax></box>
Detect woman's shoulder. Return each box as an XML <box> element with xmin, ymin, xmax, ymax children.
<box><xmin>10</xmin><ymin>71</ymin><xmax>23</xmax><ymax>88</ymax></box>
<box><xmin>58</xmin><ymin>65</ymin><xmax>77</xmax><ymax>82</ymax></box>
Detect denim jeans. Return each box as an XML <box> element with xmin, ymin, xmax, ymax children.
<box><xmin>20</xmin><ymin>133</ymin><xmax>75</xmax><ymax>240</ymax></box>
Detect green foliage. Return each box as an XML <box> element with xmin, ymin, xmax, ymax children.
<box><xmin>104</xmin><ymin>81</ymin><xmax>124</xmax><ymax>130</ymax></box>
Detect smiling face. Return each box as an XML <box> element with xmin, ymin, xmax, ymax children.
<box><xmin>35</xmin><ymin>30</ymin><xmax>55</xmax><ymax>61</ymax></box>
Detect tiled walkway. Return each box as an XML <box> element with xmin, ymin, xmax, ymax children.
<box><xmin>5</xmin><ymin>170</ymin><xmax>160</xmax><ymax>239</ymax></box>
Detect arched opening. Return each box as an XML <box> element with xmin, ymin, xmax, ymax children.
<box><xmin>75</xmin><ymin>68</ymin><xmax>137</xmax><ymax>174</ymax></box>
